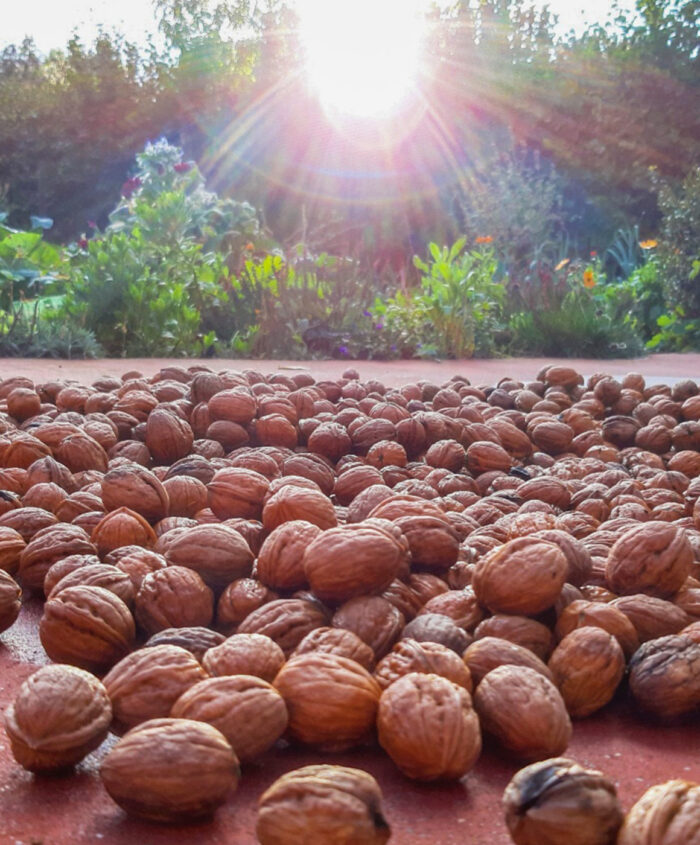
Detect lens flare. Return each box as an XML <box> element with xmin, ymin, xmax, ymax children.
<box><xmin>297</xmin><ymin>0</ymin><xmax>428</xmax><ymax>119</ymax></box>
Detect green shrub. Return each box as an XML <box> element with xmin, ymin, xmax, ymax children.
<box><xmin>600</xmin><ymin>255</ymin><xmax>666</xmax><ymax>342</ymax></box>
<box><xmin>367</xmin><ymin>239</ymin><xmax>506</xmax><ymax>359</ymax></box>
<box><xmin>64</xmin><ymin>139</ymin><xmax>259</xmax><ymax>356</ymax></box>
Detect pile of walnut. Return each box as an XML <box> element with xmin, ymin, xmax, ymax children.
<box><xmin>1</xmin><ymin>364</ymin><xmax>699</xmax><ymax>837</ymax></box>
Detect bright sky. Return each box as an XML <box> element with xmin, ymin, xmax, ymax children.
<box><xmin>1</xmin><ymin>0</ymin><xmax>637</xmax><ymax>54</ymax></box>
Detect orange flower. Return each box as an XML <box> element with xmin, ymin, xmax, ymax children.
<box><xmin>245</xmin><ymin>242</ymin><xmax>255</xmax><ymax>251</ymax></box>
<box><xmin>639</xmin><ymin>239</ymin><xmax>657</xmax><ymax>249</ymax></box>
<box><xmin>555</xmin><ymin>258</ymin><xmax>570</xmax><ymax>271</ymax></box>
<box><xmin>583</xmin><ymin>269</ymin><xmax>596</xmax><ymax>288</ymax></box>
<box><xmin>475</xmin><ymin>235</ymin><xmax>493</xmax><ymax>244</ymax></box>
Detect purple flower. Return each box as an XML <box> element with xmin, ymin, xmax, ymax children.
<box><xmin>375</xmin><ymin>323</ymin><xmax>384</xmax><ymax>330</ymax></box>
<box><xmin>77</xmin><ymin>236</ymin><xmax>88</xmax><ymax>250</ymax></box>
<box><xmin>87</xmin><ymin>220</ymin><xmax>97</xmax><ymax>229</ymax></box>
<box><xmin>338</xmin><ymin>345</ymin><xmax>349</xmax><ymax>356</ymax></box>
<box><xmin>390</xmin><ymin>344</ymin><xmax>397</xmax><ymax>351</ymax></box>
<box><xmin>121</xmin><ymin>177</ymin><xmax>142</xmax><ymax>198</ymax></box>
<box><xmin>363</xmin><ymin>309</ymin><xmax>371</xmax><ymax>317</ymax></box>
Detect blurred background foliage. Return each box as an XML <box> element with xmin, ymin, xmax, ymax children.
<box><xmin>0</xmin><ymin>0</ymin><xmax>697</xmax><ymax>358</ymax></box>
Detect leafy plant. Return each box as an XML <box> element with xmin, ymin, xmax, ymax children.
<box><xmin>368</xmin><ymin>240</ymin><xmax>506</xmax><ymax>359</ymax></box>
<box><xmin>0</xmin><ymin>213</ymin><xmax>64</xmax><ymax>308</ymax></box>
<box><xmin>0</xmin><ymin>297</ymin><xmax>101</xmax><ymax>358</ymax></box>
<box><xmin>64</xmin><ymin>140</ymin><xmax>258</xmax><ymax>356</ymax></box>
<box><xmin>599</xmin><ymin>255</ymin><xmax>666</xmax><ymax>342</ymax></box>
<box><xmin>605</xmin><ymin>225</ymin><xmax>645</xmax><ymax>279</ymax></box>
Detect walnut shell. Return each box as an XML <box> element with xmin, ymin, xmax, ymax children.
<box><xmin>377</xmin><ymin>672</ymin><xmax>481</xmax><ymax>780</ymax></box>
<box><xmin>103</xmin><ymin>644</ymin><xmax>208</xmax><ymax>731</ymax></box>
<box><xmin>464</xmin><ymin>636</ymin><xmax>554</xmax><ymax>687</ymax></box>
<box><xmin>142</xmin><ymin>626</ymin><xmax>225</xmax><ymax>661</ymax></box>
<box><xmin>473</xmin><ymin>536</ymin><xmax>568</xmax><ymax>615</ymax></box>
<box><xmin>304</xmin><ymin>523</ymin><xmax>407</xmax><ymax>603</ymax></box>
<box><xmin>17</xmin><ymin>523</ymin><xmax>96</xmax><ymax>593</ymax></box>
<box><xmin>332</xmin><ymin>596</ymin><xmax>404</xmax><ymax>660</ymax></box>
<box><xmin>256</xmin><ymin>764</ymin><xmax>391</xmax><ymax>845</ymax></box>
<box><xmin>48</xmin><ymin>562</ymin><xmax>135</xmax><ymax>607</ymax></box>
<box><xmin>401</xmin><ymin>612</ymin><xmax>472</xmax><ymax>654</ymax></box>
<box><xmin>393</xmin><ymin>514</ymin><xmax>460</xmax><ymax>571</ymax></box>
<box><xmin>4</xmin><ymin>664</ymin><xmax>112</xmax><ymax>771</ymax></box>
<box><xmin>606</xmin><ymin>521</ymin><xmax>693</xmax><ymax>598</ymax></box>
<box><xmin>617</xmin><ymin>780</ymin><xmax>700</xmax><ymax>845</ymax></box>
<box><xmin>273</xmin><ymin>652</ymin><xmax>380</xmax><ymax>750</ymax></box>
<box><xmin>216</xmin><ymin>577</ymin><xmax>277</xmax><ymax>635</ymax></box>
<box><xmin>91</xmin><ymin>507</ymin><xmax>157</xmax><ymax>555</ymax></box>
<box><xmin>374</xmin><ymin>639</ymin><xmax>472</xmax><ymax>691</ymax></box>
<box><xmin>101</xmin><ymin>463</ymin><xmax>169</xmax><ymax>523</ymax></box>
<box><xmin>474</xmin><ymin>665</ymin><xmax>572</xmax><ymax>760</ymax></box>
<box><xmin>548</xmin><ymin>627</ymin><xmax>626</xmax><ymax>718</ymax></box>
<box><xmin>203</xmin><ymin>632</ymin><xmax>286</xmax><ymax>682</ymax></box>
<box><xmin>628</xmin><ymin>634</ymin><xmax>700</xmax><ymax>718</ymax></box>
<box><xmin>135</xmin><ymin>566</ymin><xmax>214</xmax><ymax>634</ymax></box>
<box><xmin>555</xmin><ymin>599</ymin><xmax>639</xmax><ymax>658</ymax></box>
<box><xmin>292</xmin><ymin>626</ymin><xmax>375</xmax><ymax>671</ymax></box>
<box><xmin>100</xmin><ymin>717</ymin><xmax>239</xmax><ymax>822</ymax></box>
<box><xmin>171</xmin><ymin>674</ymin><xmax>288</xmax><ymax>761</ymax></box>
<box><xmin>610</xmin><ymin>595</ymin><xmax>690</xmax><ymax>642</ymax></box>
<box><xmin>262</xmin><ymin>484</ymin><xmax>338</xmax><ymax>532</ymax></box>
<box><xmin>0</xmin><ymin>568</ymin><xmax>21</xmax><ymax>632</ymax></box>
<box><xmin>0</xmin><ymin>525</ymin><xmax>25</xmax><ymax>575</ymax></box>
<box><xmin>39</xmin><ymin>584</ymin><xmax>135</xmax><ymax>672</ymax></box>
<box><xmin>237</xmin><ymin>598</ymin><xmax>328</xmax><ymax>656</ymax></box>
<box><xmin>162</xmin><ymin>523</ymin><xmax>254</xmax><ymax>590</ymax></box>
<box><xmin>473</xmin><ymin>615</ymin><xmax>554</xmax><ymax>661</ymax></box>
<box><xmin>503</xmin><ymin>757</ymin><xmax>623</xmax><ymax>845</ymax></box>
<box><xmin>145</xmin><ymin>407</ymin><xmax>194</xmax><ymax>464</ymax></box>
<box><xmin>208</xmin><ymin>467</ymin><xmax>269</xmax><ymax>520</ymax></box>
<box><xmin>257</xmin><ymin>520</ymin><xmax>321</xmax><ymax>591</ymax></box>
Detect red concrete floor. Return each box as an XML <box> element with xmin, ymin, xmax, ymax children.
<box><xmin>1</xmin><ymin>351</ymin><xmax>699</xmax><ymax>388</ymax></box>
<box><xmin>1</xmin><ymin>354</ymin><xmax>699</xmax><ymax>844</ymax></box>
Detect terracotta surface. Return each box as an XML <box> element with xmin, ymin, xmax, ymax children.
<box><xmin>1</xmin><ymin>355</ymin><xmax>699</xmax><ymax>844</ymax></box>
<box><xmin>1</xmin><ymin>351</ymin><xmax>699</xmax><ymax>387</ymax></box>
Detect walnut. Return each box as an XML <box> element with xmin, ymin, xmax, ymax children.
<box><xmin>503</xmin><ymin>757</ymin><xmax>623</xmax><ymax>845</ymax></box>
<box><xmin>273</xmin><ymin>652</ymin><xmax>380</xmax><ymax>750</ymax></box>
<box><xmin>237</xmin><ymin>597</ymin><xmax>328</xmax><ymax>656</ymax></box>
<box><xmin>103</xmin><ymin>644</ymin><xmax>207</xmax><ymax>731</ymax></box>
<box><xmin>39</xmin><ymin>584</ymin><xmax>135</xmax><ymax>672</ymax></box>
<box><xmin>531</xmin><ymin>529</ymin><xmax>593</xmax><ymax>586</ymax></box>
<box><xmin>17</xmin><ymin>523</ymin><xmax>96</xmax><ymax>593</ymax></box>
<box><xmin>256</xmin><ymin>520</ymin><xmax>321</xmax><ymax>591</ymax></box>
<box><xmin>628</xmin><ymin>634</ymin><xmax>700</xmax><ymax>718</ymax></box>
<box><xmin>216</xmin><ymin>577</ymin><xmax>277</xmax><ymax>635</ymax></box>
<box><xmin>393</xmin><ymin>514</ymin><xmax>460</xmax><ymax>572</ymax></box>
<box><xmin>135</xmin><ymin>566</ymin><xmax>214</xmax><ymax>634</ymax></box>
<box><xmin>143</xmin><ymin>626</ymin><xmax>225</xmax><ymax>661</ymax></box>
<box><xmin>332</xmin><ymin>596</ymin><xmax>404</xmax><ymax>659</ymax></box>
<box><xmin>48</xmin><ymin>562</ymin><xmax>135</xmax><ymax>607</ymax></box>
<box><xmin>548</xmin><ymin>627</ymin><xmax>626</xmax><ymax>718</ymax></box>
<box><xmin>610</xmin><ymin>595</ymin><xmax>690</xmax><ymax>642</ymax></box>
<box><xmin>464</xmin><ymin>636</ymin><xmax>554</xmax><ymax>687</ymax></box>
<box><xmin>171</xmin><ymin>674</ymin><xmax>288</xmax><ymax>761</ymax></box>
<box><xmin>100</xmin><ymin>718</ymin><xmax>239</xmax><ymax>822</ymax></box>
<box><xmin>208</xmin><ymin>466</ymin><xmax>269</xmax><ymax>520</ymax></box>
<box><xmin>618</xmin><ymin>780</ymin><xmax>700</xmax><ymax>845</ymax></box>
<box><xmin>111</xmin><ymin>547</ymin><xmax>167</xmax><ymax>591</ymax></box>
<box><xmin>377</xmin><ymin>672</ymin><xmax>481</xmax><ymax>780</ymax></box>
<box><xmin>374</xmin><ymin>639</ymin><xmax>472</xmax><ymax>691</ymax></box>
<box><xmin>418</xmin><ymin>587</ymin><xmax>484</xmax><ymax>631</ymax></box>
<box><xmin>256</xmin><ymin>764</ymin><xmax>391</xmax><ymax>845</ymax></box>
<box><xmin>0</xmin><ymin>568</ymin><xmax>21</xmax><ymax>632</ymax></box>
<box><xmin>304</xmin><ymin>522</ymin><xmax>408</xmax><ymax>603</ymax></box>
<box><xmin>333</xmin><ymin>464</ymin><xmax>383</xmax><ymax>505</ymax></box>
<box><xmin>0</xmin><ymin>526</ymin><xmax>26</xmax><ymax>575</ymax></box>
<box><xmin>203</xmin><ymin>632</ymin><xmax>286</xmax><ymax>682</ymax></box>
<box><xmin>555</xmin><ymin>599</ymin><xmax>639</xmax><ymax>658</ymax></box>
<box><xmin>100</xmin><ymin>463</ymin><xmax>169</xmax><ymax>524</ymax></box>
<box><xmin>473</xmin><ymin>615</ymin><xmax>554</xmax><ymax>661</ymax></box>
<box><xmin>473</xmin><ymin>536</ymin><xmax>568</xmax><ymax>615</ymax></box>
<box><xmin>466</xmin><ymin>441</ymin><xmax>512</xmax><ymax>475</ymax></box>
<box><xmin>262</xmin><ymin>484</ymin><xmax>338</xmax><ymax>532</ymax></box>
<box><xmin>292</xmin><ymin>626</ymin><xmax>375</xmax><ymax>671</ymax></box>
<box><xmin>145</xmin><ymin>407</ymin><xmax>194</xmax><ymax>464</ymax></box>
<box><xmin>606</xmin><ymin>521</ymin><xmax>693</xmax><ymax>598</ymax></box>
<box><xmin>91</xmin><ymin>507</ymin><xmax>157</xmax><ymax>555</ymax></box>
<box><xmin>161</xmin><ymin>523</ymin><xmax>254</xmax><ymax>590</ymax></box>
<box><xmin>474</xmin><ymin>666</ymin><xmax>572</xmax><ymax>760</ymax></box>
<box><xmin>4</xmin><ymin>664</ymin><xmax>112</xmax><ymax>771</ymax></box>
<box><xmin>402</xmin><ymin>612</ymin><xmax>471</xmax><ymax>654</ymax></box>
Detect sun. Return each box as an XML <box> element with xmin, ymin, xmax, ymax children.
<box><xmin>296</xmin><ymin>0</ymin><xmax>428</xmax><ymax>120</ymax></box>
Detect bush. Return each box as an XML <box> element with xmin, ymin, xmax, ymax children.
<box><xmin>63</xmin><ymin>139</ymin><xmax>259</xmax><ymax>356</ymax></box>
